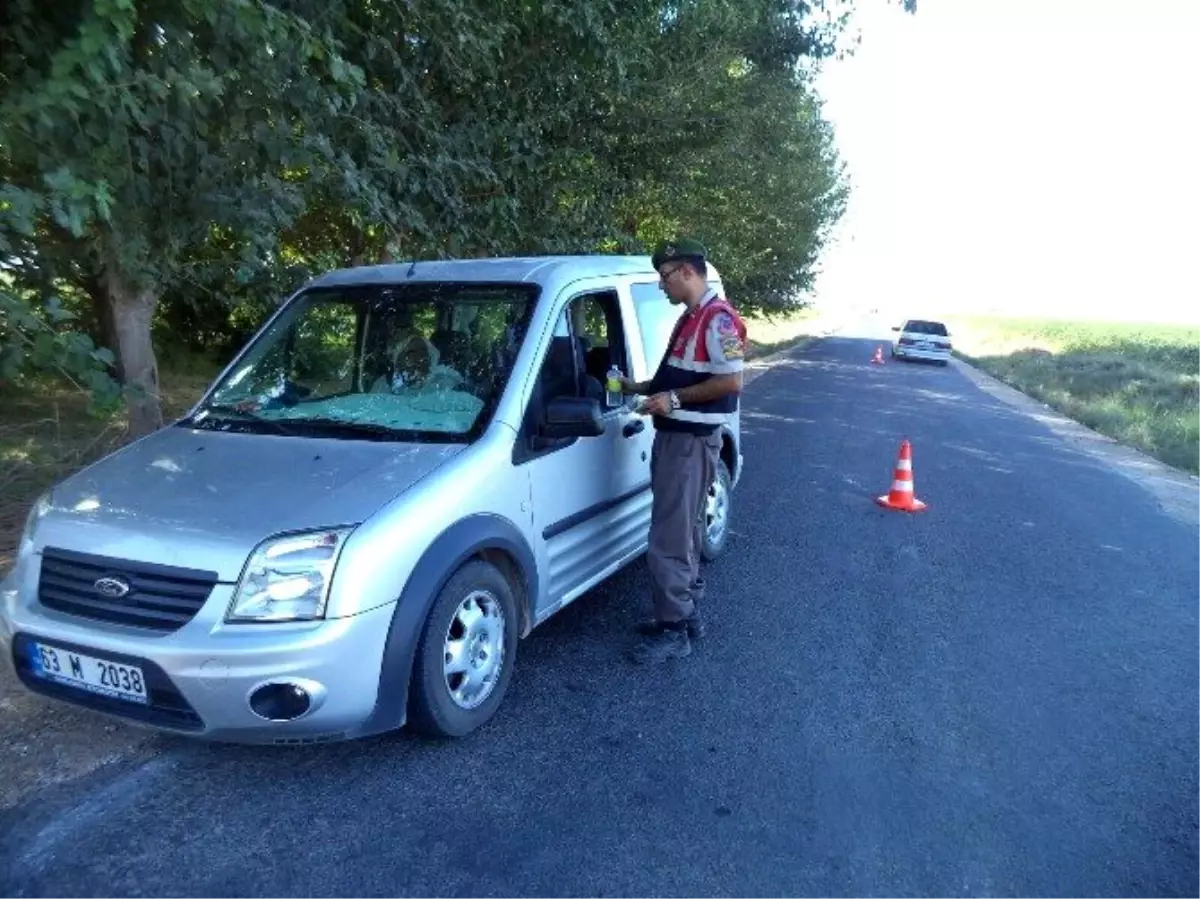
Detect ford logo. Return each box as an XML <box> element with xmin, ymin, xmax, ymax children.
<box><xmin>93</xmin><ymin>576</ymin><xmax>131</xmax><ymax>599</ymax></box>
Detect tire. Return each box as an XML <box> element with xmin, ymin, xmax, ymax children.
<box><xmin>407</xmin><ymin>559</ymin><xmax>519</xmax><ymax>738</ymax></box>
<box><xmin>700</xmin><ymin>459</ymin><xmax>733</xmax><ymax>562</ymax></box>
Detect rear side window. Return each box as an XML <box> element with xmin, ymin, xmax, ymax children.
<box><xmin>904</xmin><ymin>320</ymin><xmax>949</xmax><ymax>337</ymax></box>
<box><xmin>630</xmin><ymin>282</ymin><xmax>684</xmax><ymax>370</ymax></box>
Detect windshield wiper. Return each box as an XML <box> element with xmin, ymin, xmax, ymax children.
<box><xmin>186</xmin><ymin>410</ymin><xmax>447</xmax><ymax>442</ymax></box>
<box><xmin>195</xmin><ymin>404</ymin><xmax>263</xmax><ymax>421</ymax></box>
<box><xmin>186</xmin><ymin>405</ymin><xmax>292</xmax><ymax>433</ymax></box>
<box><xmin>282</xmin><ymin>418</ymin><xmax>414</xmax><ymax>441</ymax></box>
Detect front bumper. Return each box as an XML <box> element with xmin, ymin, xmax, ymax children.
<box><xmin>1</xmin><ymin>560</ymin><xmax>395</xmax><ymax>745</ymax></box>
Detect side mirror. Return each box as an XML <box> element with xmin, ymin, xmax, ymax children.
<box><xmin>890</xmin><ymin>326</ymin><xmax>900</xmax><ymax>331</ymax></box>
<box><xmin>538</xmin><ymin>396</ymin><xmax>605</xmax><ymax>440</ymax></box>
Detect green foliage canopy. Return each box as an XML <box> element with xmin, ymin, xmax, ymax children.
<box><xmin>0</xmin><ymin>0</ymin><xmax>913</xmax><ymax>433</ymax></box>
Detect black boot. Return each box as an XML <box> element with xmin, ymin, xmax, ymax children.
<box><xmin>630</xmin><ymin>621</ymin><xmax>692</xmax><ymax>664</ymax></box>
<box><xmin>634</xmin><ymin>612</ymin><xmax>705</xmax><ymax>640</ymax></box>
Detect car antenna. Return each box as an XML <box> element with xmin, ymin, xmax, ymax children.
<box><xmin>407</xmin><ymin>257</ymin><xmax>417</xmax><ymax>278</ymax></box>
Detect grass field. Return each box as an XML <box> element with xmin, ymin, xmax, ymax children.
<box><xmin>944</xmin><ymin>315</ymin><xmax>1199</xmax><ymax>474</ymax></box>
<box><xmin>0</xmin><ymin>306</ymin><xmax>821</xmax><ymax>571</ymax></box>
<box><xmin>743</xmin><ymin>306</ymin><xmax>821</xmax><ymax>360</ymax></box>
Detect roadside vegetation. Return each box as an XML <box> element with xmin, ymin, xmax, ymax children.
<box><xmin>946</xmin><ymin>315</ymin><xmax>1199</xmax><ymax>475</ymax></box>
<box><xmin>744</xmin><ymin>307</ymin><xmax>823</xmax><ymax>360</ymax></box>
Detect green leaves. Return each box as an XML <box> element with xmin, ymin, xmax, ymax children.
<box><xmin>1</xmin><ymin>0</ymin><xmax>912</xmax><ymax>418</ymax></box>
<box><xmin>0</xmin><ymin>287</ymin><xmax>121</xmax><ymax>410</ymax></box>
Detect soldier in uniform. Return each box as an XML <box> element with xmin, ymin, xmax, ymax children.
<box><xmin>620</xmin><ymin>239</ymin><xmax>748</xmax><ymax>663</ymax></box>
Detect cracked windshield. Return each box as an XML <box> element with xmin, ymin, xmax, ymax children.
<box><xmin>196</xmin><ymin>284</ymin><xmax>535</xmax><ymax>440</ymax></box>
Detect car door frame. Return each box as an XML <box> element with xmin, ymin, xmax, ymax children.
<box><xmin>512</xmin><ymin>275</ymin><xmax>655</xmax><ymax>623</ymax></box>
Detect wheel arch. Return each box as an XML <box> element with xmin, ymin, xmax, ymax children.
<box><xmin>720</xmin><ymin>425</ymin><xmax>739</xmax><ymax>484</ymax></box>
<box><xmin>357</xmin><ymin>513</ymin><xmax>538</xmax><ymax>737</ymax></box>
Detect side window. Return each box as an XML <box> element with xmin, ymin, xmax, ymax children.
<box><xmin>570</xmin><ymin>291</ymin><xmax>630</xmax><ymax>385</ymax></box>
<box><xmin>533</xmin><ymin>306</ymin><xmax>583</xmax><ymax>406</ymax></box>
<box><xmin>630</xmin><ymin>282</ymin><xmax>683</xmax><ymax>372</ymax></box>
<box><xmin>531</xmin><ymin>289</ymin><xmax>628</xmax><ymax>407</ymax></box>
<box><xmin>516</xmin><ymin>288</ymin><xmax>631</xmax><ymax>462</ymax></box>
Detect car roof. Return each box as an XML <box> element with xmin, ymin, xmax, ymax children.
<box><xmin>309</xmin><ymin>254</ymin><xmax>663</xmax><ymax>288</ymax></box>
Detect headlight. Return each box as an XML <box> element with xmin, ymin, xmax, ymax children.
<box><xmin>227</xmin><ymin>529</ymin><xmax>352</xmax><ymax>623</ymax></box>
<box><xmin>17</xmin><ymin>492</ymin><xmax>52</xmax><ymax>560</ymax></box>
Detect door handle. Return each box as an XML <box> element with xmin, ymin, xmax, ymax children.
<box><xmin>623</xmin><ymin>419</ymin><xmax>645</xmax><ymax>438</ymax></box>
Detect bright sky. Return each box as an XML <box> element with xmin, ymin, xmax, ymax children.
<box><xmin>810</xmin><ymin>0</ymin><xmax>1200</xmax><ymax>323</ymax></box>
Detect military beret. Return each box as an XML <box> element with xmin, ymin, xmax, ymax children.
<box><xmin>651</xmin><ymin>238</ymin><xmax>707</xmax><ymax>271</ymax></box>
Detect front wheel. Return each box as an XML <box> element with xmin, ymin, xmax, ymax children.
<box><xmin>700</xmin><ymin>459</ymin><xmax>733</xmax><ymax>562</ymax></box>
<box><xmin>407</xmin><ymin>559</ymin><xmax>519</xmax><ymax>738</ymax></box>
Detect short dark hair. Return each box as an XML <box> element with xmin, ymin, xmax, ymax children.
<box><xmin>681</xmin><ymin>256</ymin><xmax>707</xmax><ymax>278</ymax></box>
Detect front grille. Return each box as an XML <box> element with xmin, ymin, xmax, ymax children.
<box><xmin>12</xmin><ymin>633</ymin><xmax>204</xmax><ymax>731</ymax></box>
<box><xmin>38</xmin><ymin>547</ymin><xmax>218</xmax><ymax>633</ymax></box>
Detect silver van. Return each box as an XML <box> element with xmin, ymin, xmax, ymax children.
<box><xmin>1</xmin><ymin>255</ymin><xmax>743</xmax><ymax>743</ymax></box>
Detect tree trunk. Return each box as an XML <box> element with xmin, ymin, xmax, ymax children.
<box><xmin>85</xmin><ymin>273</ymin><xmax>123</xmax><ymax>382</ymax></box>
<box><xmin>103</xmin><ymin>270</ymin><xmax>163</xmax><ymax>437</ymax></box>
<box><xmin>349</xmin><ymin>226</ymin><xmax>366</xmax><ymax>267</ymax></box>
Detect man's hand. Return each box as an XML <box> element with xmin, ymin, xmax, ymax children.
<box><xmin>641</xmin><ymin>392</ymin><xmax>673</xmax><ymax>416</ymax></box>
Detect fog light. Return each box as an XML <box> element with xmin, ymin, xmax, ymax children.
<box><xmin>249</xmin><ymin>682</ymin><xmax>312</xmax><ymax>722</ymax></box>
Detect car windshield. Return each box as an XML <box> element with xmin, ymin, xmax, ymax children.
<box><xmin>187</xmin><ymin>282</ymin><xmax>538</xmax><ymax>443</ymax></box>
<box><xmin>904</xmin><ymin>320</ymin><xmax>949</xmax><ymax>336</ymax></box>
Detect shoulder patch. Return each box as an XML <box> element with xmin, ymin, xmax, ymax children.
<box><xmin>715</xmin><ymin>312</ymin><xmax>738</xmax><ymax>335</ymax></box>
<box><xmin>712</xmin><ymin>312</ymin><xmax>745</xmax><ymax>359</ymax></box>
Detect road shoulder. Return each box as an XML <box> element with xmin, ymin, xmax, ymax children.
<box><xmin>952</xmin><ymin>355</ymin><xmax>1199</xmax><ymax>530</ymax></box>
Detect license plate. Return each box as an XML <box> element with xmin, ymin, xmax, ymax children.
<box><xmin>29</xmin><ymin>642</ymin><xmax>149</xmax><ymax>705</ymax></box>
<box><xmin>918</xmin><ymin>341</ymin><xmax>933</xmax><ymax>350</ymax></box>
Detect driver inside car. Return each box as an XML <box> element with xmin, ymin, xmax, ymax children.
<box><xmin>371</xmin><ymin>332</ymin><xmax>465</xmax><ymax>394</ymax></box>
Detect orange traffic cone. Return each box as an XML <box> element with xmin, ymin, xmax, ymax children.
<box><xmin>871</xmin><ymin>345</ymin><xmax>885</xmax><ymax>364</ymax></box>
<box><xmin>876</xmin><ymin>440</ymin><xmax>927</xmax><ymax>512</ymax></box>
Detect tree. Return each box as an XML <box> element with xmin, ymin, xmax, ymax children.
<box><xmin>2</xmin><ymin>0</ymin><xmax>916</xmax><ymax>432</ymax></box>
<box><xmin>1</xmin><ymin>0</ymin><xmax>397</xmax><ymax>434</ymax></box>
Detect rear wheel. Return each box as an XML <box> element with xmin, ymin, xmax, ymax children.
<box><xmin>700</xmin><ymin>459</ymin><xmax>733</xmax><ymax>562</ymax></box>
<box><xmin>408</xmin><ymin>559</ymin><xmax>518</xmax><ymax>738</ymax></box>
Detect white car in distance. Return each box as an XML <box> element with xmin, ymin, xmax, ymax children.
<box><xmin>891</xmin><ymin>319</ymin><xmax>952</xmax><ymax>365</ymax></box>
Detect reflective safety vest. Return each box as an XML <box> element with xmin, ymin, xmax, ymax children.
<box><xmin>649</xmin><ymin>295</ymin><xmax>747</xmax><ymax>435</ymax></box>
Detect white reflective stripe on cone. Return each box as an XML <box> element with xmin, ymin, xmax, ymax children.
<box><xmin>896</xmin><ymin>459</ymin><xmax>912</xmax><ymax>471</ymax></box>
<box><xmin>890</xmin><ymin>480</ymin><xmax>913</xmax><ymax>492</ymax></box>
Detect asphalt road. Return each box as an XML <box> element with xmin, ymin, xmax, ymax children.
<box><xmin>2</xmin><ymin>335</ymin><xmax>1197</xmax><ymax>898</ymax></box>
